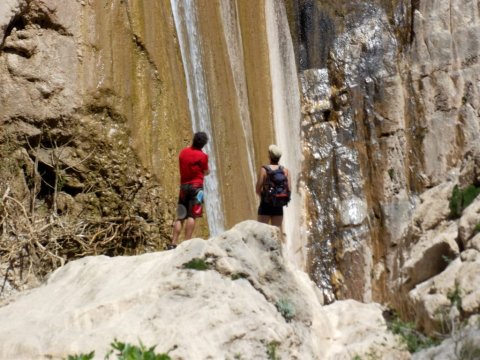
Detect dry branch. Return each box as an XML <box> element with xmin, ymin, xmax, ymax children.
<box><xmin>0</xmin><ymin>193</ymin><xmax>155</xmax><ymax>298</ymax></box>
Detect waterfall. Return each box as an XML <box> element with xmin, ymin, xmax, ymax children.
<box><xmin>265</xmin><ymin>0</ymin><xmax>306</xmax><ymax>269</ymax></box>
<box><xmin>170</xmin><ymin>0</ymin><xmax>225</xmax><ymax>236</ymax></box>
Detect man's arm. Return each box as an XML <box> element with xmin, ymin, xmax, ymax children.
<box><xmin>203</xmin><ymin>154</ymin><xmax>210</xmax><ymax>176</ymax></box>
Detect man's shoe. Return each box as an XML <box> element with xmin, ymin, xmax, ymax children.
<box><xmin>166</xmin><ymin>243</ymin><xmax>177</xmax><ymax>250</ymax></box>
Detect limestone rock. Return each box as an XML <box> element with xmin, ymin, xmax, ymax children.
<box><xmin>412</xmin><ymin>317</ymin><xmax>480</xmax><ymax>360</ymax></box>
<box><xmin>321</xmin><ymin>300</ymin><xmax>409</xmax><ymax>360</ymax></box>
<box><xmin>468</xmin><ymin>233</ymin><xmax>480</xmax><ymax>251</ymax></box>
<box><xmin>409</xmin><ymin>250</ymin><xmax>480</xmax><ymax>334</ymax></box>
<box><xmin>402</xmin><ymin>221</ymin><xmax>459</xmax><ymax>291</ymax></box>
<box><xmin>458</xmin><ymin>147</ymin><xmax>480</xmax><ymax>187</ymax></box>
<box><xmin>458</xmin><ymin>197</ymin><xmax>480</xmax><ymax>247</ymax></box>
<box><xmin>0</xmin><ymin>0</ymin><xmax>23</xmax><ymax>40</ymax></box>
<box><xmin>412</xmin><ymin>182</ymin><xmax>454</xmax><ymax>234</ymax></box>
<box><xmin>0</xmin><ymin>221</ymin><xmax>407</xmax><ymax>360</ymax></box>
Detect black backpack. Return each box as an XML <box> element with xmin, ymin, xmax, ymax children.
<box><xmin>262</xmin><ymin>165</ymin><xmax>291</xmax><ymax>207</ymax></box>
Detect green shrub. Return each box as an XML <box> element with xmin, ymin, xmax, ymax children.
<box><xmin>105</xmin><ymin>340</ymin><xmax>172</xmax><ymax>360</ymax></box>
<box><xmin>459</xmin><ymin>339</ymin><xmax>480</xmax><ymax>360</ymax></box>
<box><xmin>276</xmin><ymin>298</ymin><xmax>296</xmax><ymax>322</ymax></box>
<box><xmin>65</xmin><ymin>340</ymin><xmax>173</xmax><ymax>360</ymax></box>
<box><xmin>447</xmin><ymin>282</ymin><xmax>462</xmax><ymax>311</ymax></box>
<box><xmin>388</xmin><ymin>316</ymin><xmax>438</xmax><ymax>353</ymax></box>
<box><xmin>473</xmin><ymin>223</ymin><xmax>480</xmax><ymax>235</ymax></box>
<box><xmin>230</xmin><ymin>272</ymin><xmax>248</xmax><ymax>280</ymax></box>
<box><xmin>266</xmin><ymin>341</ymin><xmax>280</xmax><ymax>360</ymax></box>
<box><xmin>449</xmin><ymin>184</ymin><xmax>480</xmax><ymax>218</ymax></box>
<box><xmin>442</xmin><ymin>254</ymin><xmax>454</xmax><ymax>264</ymax></box>
<box><xmin>388</xmin><ymin>168</ymin><xmax>395</xmax><ymax>181</ymax></box>
<box><xmin>65</xmin><ymin>352</ymin><xmax>94</xmax><ymax>360</ymax></box>
<box><xmin>182</xmin><ymin>258</ymin><xmax>209</xmax><ymax>270</ymax></box>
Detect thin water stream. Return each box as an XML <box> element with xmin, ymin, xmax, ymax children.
<box><xmin>265</xmin><ymin>0</ymin><xmax>306</xmax><ymax>269</ymax></box>
<box><xmin>170</xmin><ymin>0</ymin><xmax>225</xmax><ymax>236</ymax></box>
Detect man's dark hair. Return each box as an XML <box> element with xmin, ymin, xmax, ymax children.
<box><xmin>192</xmin><ymin>132</ymin><xmax>209</xmax><ymax>149</ymax></box>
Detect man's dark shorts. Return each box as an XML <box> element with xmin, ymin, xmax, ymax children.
<box><xmin>178</xmin><ymin>184</ymin><xmax>204</xmax><ymax>219</ymax></box>
<box><xmin>258</xmin><ymin>200</ymin><xmax>283</xmax><ymax>216</ymax></box>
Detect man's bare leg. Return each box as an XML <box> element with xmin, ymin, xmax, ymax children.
<box><xmin>172</xmin><ymin>219</ymin><xmax>183</xmax><ymax>245</ymax></box>
<box><xmin>184</xmin><ymin>217</ymin><xmax>196</xmax><ymax>240</ymax></box>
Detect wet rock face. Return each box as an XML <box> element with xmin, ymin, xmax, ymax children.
<box><xmin>295</xmin><ymin>1</ymin><xmax>404</xmax><ymax>304</ymax></box>
<box><xmin>291</xmin><ymin>0</ymin><xmax>480</xmax><ymax>311</ymax></box>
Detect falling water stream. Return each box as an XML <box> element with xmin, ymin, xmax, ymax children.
<box><xmin>170</xmin><ymin>0</ymin><xmax>225</xmax><ymax>236</ymax></box>
<box><xmin>171</xmin><ymin>0</ymin><xmax>306</xmax><ymax>269</ymax></box>
<box><xmin>265</xmin><ymin>0</ymin><xmax>306</xmax><ymax>269</ymax></box>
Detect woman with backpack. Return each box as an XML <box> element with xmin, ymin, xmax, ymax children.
<box><xmin>255</xmin><ymin>144</ymin><xmax>291</xmax><ymax>227</ymax></box>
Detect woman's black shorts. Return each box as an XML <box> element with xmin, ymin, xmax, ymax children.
<box><xmin>258</xmin><ymin>200</ymin><xmax>283</xmax><ymax>216</ymax></box>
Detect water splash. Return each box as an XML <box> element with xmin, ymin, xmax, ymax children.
<box><xmin>170</xmin><ymin>0</ymin><xmax>225</xmax><ymax>236</ymax></box>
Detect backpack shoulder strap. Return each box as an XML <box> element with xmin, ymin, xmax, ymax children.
<box><xmin>262</xmin><ymin>165</ymin><xmax>272</xmax><ymax>173</ymax></box>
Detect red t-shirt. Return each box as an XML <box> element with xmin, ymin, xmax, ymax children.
<box><xmin>179</xmin><ymin>146</ymin><xmax>209</xmax><ymax>185</ymax></box>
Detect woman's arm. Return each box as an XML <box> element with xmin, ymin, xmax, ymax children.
<box><xmin>285</xmin><ymin>168</ymin><xmax>292</xmax><ymax>192</ymax></box>
<box><xmin>255</xmin><ymin>167</ymin><xmax>266</xmax><ymax>196</ymax></box>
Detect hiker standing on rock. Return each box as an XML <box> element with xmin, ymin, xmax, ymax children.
<box><xmin>171</xmin><ymin>132</ymin><xmax>210</xmax><ymax>248</ymax></box>
<box><xmin>256</xmin><ymin>144</ymin><xmax>291</xmax><ymax>227</ymax></box>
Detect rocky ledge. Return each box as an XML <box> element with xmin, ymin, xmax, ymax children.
<box><xmin>0</xmin><ymin>221</ymin><xmax>408</xmax><ymax>359</ymax></box>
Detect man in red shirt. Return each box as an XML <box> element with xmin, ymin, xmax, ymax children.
<box><xmin>171</xmin><ymin>132</ymin><xmax>210</xmax><ymax>248</ymax></box>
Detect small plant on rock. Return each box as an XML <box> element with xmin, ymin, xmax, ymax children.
<box><xmin>388</xmin><ymin>168</ymin><xmax>395</xmax><ymax>181</ymax></box>
<box><xmin>442</xmin><ymin>254</ymin><xmax>455</xmax><ymax>264</ymax></box>
<box><xmin>105</xmin><ymin>339</ymin><xmax>173</xmax><ymax>360</ymax></box>
<box><xmin>65</xmin><ymin>352</ymin><xmax>94</xmax><ymax>360</ymax></box>
<box><xmin>276</xmin><ymin>298</ymin><xmax>296</xmax><ymax>322</ymax></box>
<box><xmin>65</xmin><ymin>340</ymin><xmax>174</xmax><ymax>360</ymax></box>
<box><xmin>231</xmin><ymin>272</ymin><xmax>247</xmax><ymax>280</ymax></box>
<box><xmin>266</xmin><ymin>341</ymin><xmax>280</xmax><ymax>360</ymax></box>
<box><xmin>182</xmin><ymin>257</ymin><xmax>209</xmax><ymax>270</ymax></box>
<box><xmin>449</xmin><ymin>184</ymin><xmax>480</xmax><ymax>218</ymax></box>
<box><xmin>458</xmin><ymin>339</ymin><xmax>480</xmax><ymax>360</ymax></box>
<box><xmin>447</xmin><ymin>282</ymin><xmax>463</xmax><ymax>311</ymax></box>
<box><xmin>388</xmin><ymin>315</ymin><xmax>438</xmax><ymax>353</ymax></box>
<box><xmin>473</xmin><ymin>223</ymin><xmax>480</xmax><ymax>235</ymax></box>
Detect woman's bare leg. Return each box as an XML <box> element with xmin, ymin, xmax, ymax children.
<box><xmin>271</xmin><ymin>216</ymin><xmax>283</xmax><ymax>228</ymax></box>
<box><xmin>257</xmin><ymin>215</ymin><xmax>270</xmax><ymax>224</ymax></box>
